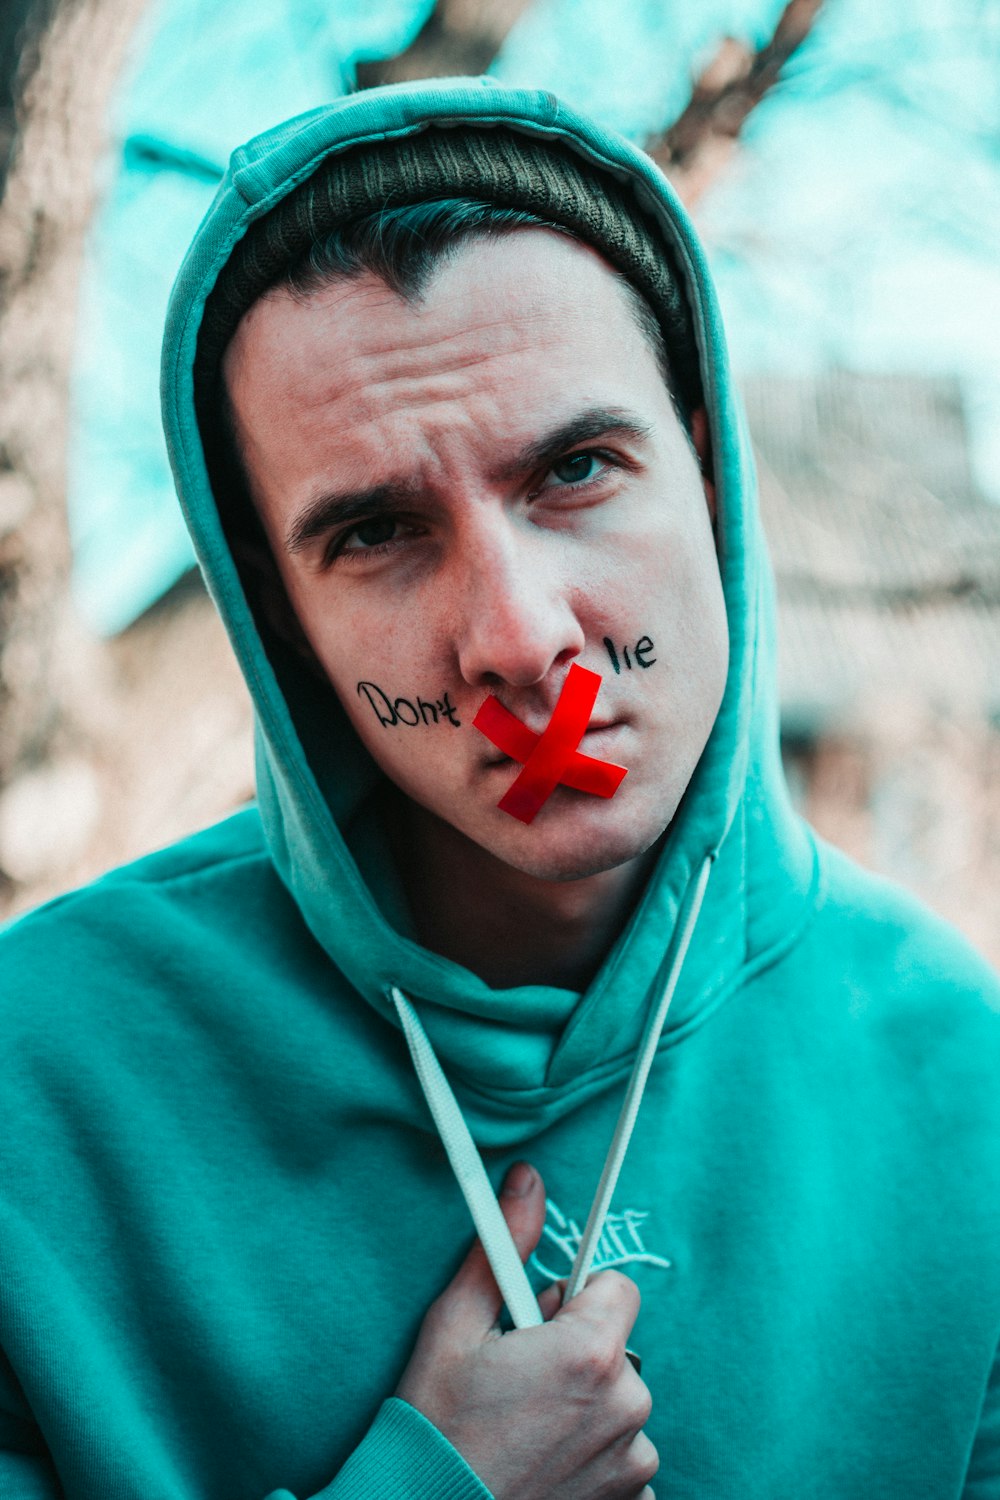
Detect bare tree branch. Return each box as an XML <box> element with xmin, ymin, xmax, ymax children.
<box><xmin>646</xmin><ymin>0</ymin><xmax>825</xmax><ymax>204</ymax></box>
<box><xmin>354</xmin><ymin>0</ymin><xmax>535</xmax><ymax>90</ymax></box>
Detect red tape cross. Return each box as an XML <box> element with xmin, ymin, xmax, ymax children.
<box><xmin>473</xmin><ymin>663</ymin><xmax>628</xmax><ymax>825</ymax></box>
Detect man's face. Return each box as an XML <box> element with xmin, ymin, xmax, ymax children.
<box><xmin>224</xmin><ymin>230</ymin><xmax>728</xmax><ymax>881</ymax></box>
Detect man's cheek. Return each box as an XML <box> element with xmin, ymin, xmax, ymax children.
<box><xmin>340</xmin><ymin>675</ymin><xmax>468</xmax><ymax>812</ymax></box>
<box><xmin>601</xmin><ymin>632</ymin><xmax>658</xmax><ymax>675</ymax></box>
<box><xmin>354</xmin><ymin>678</ymin><xmax>463</xmax><ymax>731</ymax></box>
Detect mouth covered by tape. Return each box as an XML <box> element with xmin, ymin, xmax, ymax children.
<box><xmin>473</xmin><ymin>663</ymin><xmax>628</xmax><ymax>825</ymax></box>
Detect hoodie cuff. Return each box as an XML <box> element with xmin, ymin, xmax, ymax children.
<box><xmin>265</xmin><ymin>1397</ymin><xmax>494</xmax><ymax>1500</ymax></box>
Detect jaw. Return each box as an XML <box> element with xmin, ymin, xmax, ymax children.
<box><xmin>388</xmin><ymin>786</ymin><xmax>668</xmax><ymax>988</ymax></box>
<box><xmin>396</xmin><ymin>774</ymin><xmax>675</xmax><ymax>884</ymax></box>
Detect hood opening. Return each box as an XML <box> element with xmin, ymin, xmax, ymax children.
<box><xmin>160</xmin><ymin>81</ymin><xmax>816</xmax><ymax>1130</ymax></box>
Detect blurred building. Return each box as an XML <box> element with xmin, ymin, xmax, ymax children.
<box><xmin>750</xmin><ymin>371</ymin><xmax>1000</xmax><ymax>960</ymax></box>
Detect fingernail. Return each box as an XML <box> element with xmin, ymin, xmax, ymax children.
<box><xmin>501</xmin><ymin>1162</ymin><xmax>535</xmax><ymax>1198</ymax></box>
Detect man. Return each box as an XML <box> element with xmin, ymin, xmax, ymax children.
<box><xmin>1</xmin><ymin>77</ymin><xmax>998</xmax><ymax>1499</ymax></box>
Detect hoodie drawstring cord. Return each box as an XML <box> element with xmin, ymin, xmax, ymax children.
<box><xmin>389</xmin><ymin>851</ymin><xmax>714</xmax><ymax>1329</ymax></box>
<box><xmin>391</xmin><ymin>986</ymin><xmax>545</xmax><ymax>1329</ymax></box>
<box><xmin>563</xmin><ymin>852</ymin><xmax>713</xmax><ymax>1300</ymax></box>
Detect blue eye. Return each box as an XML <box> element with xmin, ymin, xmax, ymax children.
<box><xmin>550</xmin><ymin>453</ymin><xmax>603</xmax><ymax>486</ymax></box>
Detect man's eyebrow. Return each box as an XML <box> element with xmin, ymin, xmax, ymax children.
<box><xmin>489</xmin><ymin>406</ymin><xmax>654</xmax><ymax>484</ymax></box>
<box><xmin>284</xmin><ymin>406</ymin><xmax>653</xmax><ymax>555</ymax></box>
<box><xmin>285</xmin><ymin>482</ymin><xmax>420</xmax><ymax>556</ymax></box>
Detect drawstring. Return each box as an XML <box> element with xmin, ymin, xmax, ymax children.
<box><xmin>392</xmin><ymin>990</ymin><xmax>544</xmax><ymax>1330</ymax></box>
<box><xmin>390</xmin><ymin>851</ymin><xmax>714</xmax><ymax>1328</ymax></box>
<box><xmin>563</xmin><ymin>853</ymin><xmax>712</xmax><ymax>1300</ymax></box>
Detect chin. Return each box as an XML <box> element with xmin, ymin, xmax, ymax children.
<box><xmin>475</xmin><ymin>794</ymin><xmax>674</xmax><ymax>884</ymax></box>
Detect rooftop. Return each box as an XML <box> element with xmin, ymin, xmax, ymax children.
<box><xmin>744</xmin><ymin>371</ymin><xmax>1000</xmax><ymax>728</ymax></box>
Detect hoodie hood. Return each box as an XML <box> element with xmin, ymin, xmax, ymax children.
<box><xmin>161</xmin><ymin>76</ymin><xmax>816</xmax><ymax>1145</ymax></box>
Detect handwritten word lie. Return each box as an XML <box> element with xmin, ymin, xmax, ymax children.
<box><xmin>603</xmin><ymin>635</ymin><xmax>656</xmax><ymax>674</ymax></box>
<box><xmin>357</xmin><ymin>681</ymin><xmax>461</xmax><ymax>729</ymax></box>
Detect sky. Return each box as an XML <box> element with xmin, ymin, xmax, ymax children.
<box><xmin>69</xmin><ymin>0</ymin><xmax>1000</xmax><ymax>635</ymax></box>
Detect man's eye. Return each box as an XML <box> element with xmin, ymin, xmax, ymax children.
<box><xmin>343</xmin><ymin>517</ymin><xmax>399</xmax><ymax>550</ymax></box>
<box><xmin>545</xmin><ymin>452</ymin><xmax>610</xmax><ymax>488</ymax></box>
<box><xmin>323</xmin><ymin>515</ymin><xmax>409</xmax><ymax>568</ymax></box>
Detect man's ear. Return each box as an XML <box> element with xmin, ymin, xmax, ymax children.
<box><xmin>689</xmin><ymin>405</ymin><xmax>717</xmax><ymax>523</ymax></box>
<box><xmin>233</xmin><ymin>536</ymin><xmax>325</xmax><ymax>676</ymax></box>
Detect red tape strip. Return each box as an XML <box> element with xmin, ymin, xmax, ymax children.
<box><xmin>473</xmin><ymin>663</ymin><xmax>628</xmax><ymax>825</ymax></box>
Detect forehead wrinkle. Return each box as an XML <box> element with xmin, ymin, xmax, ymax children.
<box><xmin>330</xmin><ymin>340</ymin><xmax>544</xmax><ymax>439</ymax></box>
<box><xmin>287</xmin><ymin>337</ymin><xmax>525</xmax><ymax>431</ymax></box>
<box><xmin>351</xmin><ymin>323</ymin><xmax>540</xmax><ymax>392</ymax></box>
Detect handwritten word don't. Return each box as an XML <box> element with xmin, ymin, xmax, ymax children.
<box><xmin>357</xmin><ymin>681</ymin><xmax>461</xmax><ymax>729</ymax></box>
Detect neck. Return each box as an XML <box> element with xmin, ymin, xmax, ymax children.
<box><xmin>390</xmin><ymin>799</ymin><xmax>660</xmax><ymax>991</ymax></box>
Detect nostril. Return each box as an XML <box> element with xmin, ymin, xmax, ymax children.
<box><xmin>553</xmin><ymin>645</ymin><xmax>583</xmax><ymax>669</ymax></box>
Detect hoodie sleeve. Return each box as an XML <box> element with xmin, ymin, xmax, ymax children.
<box><xmin>265</xmin><ymin>1398</ymin><xmax>493</xmax><ymax>1500</ymax></box>
<box><xmin>962</xmin><ymin>1337</ymin><xmax>1000</xmax><ymax>1498</ymax></box>
<box><xmin>0</xmin><ymin>1404</ymin><xmax>60</xmax><ymax>1498</ymax></box>
<box><xmin>0</xmin><ymin>1398</ymin><xmax>490</xmax><ymax>1500</ymax></box>
<box><xmin>0</xmin><ymin>1457</ymin><xmax>59</xmax><ymax>1500</ymax></box>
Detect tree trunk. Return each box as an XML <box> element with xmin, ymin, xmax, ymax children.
<box><xmin>0</xmin><ymin>0</ymin><xmax>150</xmax><ymax>898</ymax></box>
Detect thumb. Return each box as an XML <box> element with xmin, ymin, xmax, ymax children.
<box><xmin>498</xmin><ymin>1160</ymin><xmax>547</xmax><ymax>1262</ymax></box>
<box><xmin>444</xmin><ymin>1161</ymin><xmax>546</xmax><ymax>1332</ymax></box>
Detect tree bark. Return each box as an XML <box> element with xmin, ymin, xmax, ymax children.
<box><xmin>0</xmin><ymin>0</ymin><xmax>150</xmax><ymax>898</ymax></box>
<box><xmin>646</xmin><ymin>0</ymin><xmax>824</xmax><ymax>204</ymax></box>
<box><xmin>354</xmin><ymin>0</ymin><xmax>535</xmax><ymax>89</ymax></box>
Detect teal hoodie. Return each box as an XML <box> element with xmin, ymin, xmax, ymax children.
<box><xmin>2</xmin><ymin>78</ymin><xmax>999</xmax><ymax>1500</ymax></box>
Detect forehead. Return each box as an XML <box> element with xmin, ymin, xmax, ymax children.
<box><xmin>223</xmin><ymin>230</ymin><xmax>672</xmax><ymax>508</ymax></box>
<box><xmin>226</xmin><ymin>229</ymin><xmax>658</xmax><ymax>405</ymax></box>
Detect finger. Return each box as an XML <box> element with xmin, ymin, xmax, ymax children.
<box><xmin>558</xmin><ymin>1267</ymin><xmax>642</xmax><ymax>1344</ymax></box>
<box><xmin>537</xmin><ymin>1279</ymin><xmax>566</xmax><ymax>1321</ymax></box>
<box><xmin>441</xmin><ymin>1162</ymin><xmax>546</xmax><ymax>1331</ymax></box>
<box><xmin>499</xmin><ymin>1160</ymin><xmax>548</xmax><ymax>1263</ymax></box>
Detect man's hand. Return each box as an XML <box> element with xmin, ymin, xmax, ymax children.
<box><xmin>396</xmin><ymin>1162</ymin><xmax>658</xmax><ymax>1500</ymax></box>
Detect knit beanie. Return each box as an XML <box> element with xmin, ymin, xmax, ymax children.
<box><xmin>196</xmin><ymin>125</ymin><xmax>701</xmax><ymax>423</ymax></box>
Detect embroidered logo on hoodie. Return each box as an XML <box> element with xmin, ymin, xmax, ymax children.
<box><xmin>529</xmin><ymin>1196</ymin><xmax>671</xmax><ymax>1283</ymax></box>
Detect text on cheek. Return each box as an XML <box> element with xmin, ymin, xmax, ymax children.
<box><xmin>357</xmin><ymin>681</ymin><xmax>462</xmax><ymax>729</ymax></box>
<box><xmin>603</xmin><ymin>635</ymin><xmax>656</xmax><ymax>673</ymax></box>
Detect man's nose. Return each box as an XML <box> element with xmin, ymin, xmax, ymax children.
<box><xmin>453</xmin><ymin>530</ymin><xmax>584</xmax><ymax>689</ymax></box>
